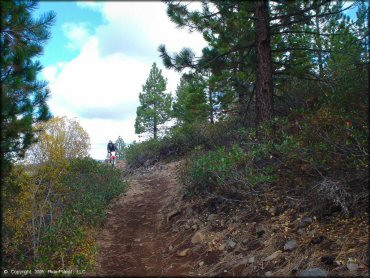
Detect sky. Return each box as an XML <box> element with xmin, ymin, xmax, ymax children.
<box><xmin>33</xmin><ymin>1</ymin><xmax>207</xmax><ymax>160</ymax></box>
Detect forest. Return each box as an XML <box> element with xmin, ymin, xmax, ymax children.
<box><xmin>1</xmin><ymin>0</ymin><xmax>368</xmax><ymax>276</ymax></box>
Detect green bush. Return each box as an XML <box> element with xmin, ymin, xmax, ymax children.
<box><xmin>37</xmin><ymin>158</ymin><xmax>127</xmax><ymax>270</ymax></box>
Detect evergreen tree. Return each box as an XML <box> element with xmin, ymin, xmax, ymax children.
<box><xmin>173</xmin><ymin>74</ymin><xmax>209</xmax><ymax>125</ymax></box>
<box><xmin>1</xmin><ymin>0</ymin><xmax>55</xmax><ymax>171</ymax></box>
<box><xmin>159</xmin><ymin>0</ymin><xmax>362</xmax><ymax>126</ymax></box>
<box><xmin>135</xmin><ymin>63</ymin><xmax>172</xmax><ymax>139</ymax></box>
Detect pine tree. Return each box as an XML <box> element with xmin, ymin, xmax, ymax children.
<box><xmin>1</xmin><ymin>0</ymin><xmax>55</xmax><ymax>171</ymax></box>
<box><xmin>135</xmin><ymin>63</ymin><xmax>172</xmax><ymax>139</ymax></box>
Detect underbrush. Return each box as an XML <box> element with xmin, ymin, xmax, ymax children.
<box><xmin>126</xmin><ymin>119</ymin><xmax>247</xmax><ymax>168</ymax></box>
<box><xmin>2</xmin><ymin>158</ymin><xmax>128</xmax><ymax>271</ymax></box>
<box><xmin>181</xmin><ymin>103</ymin><xmax>368</xmax><ymax>217</ymax></box>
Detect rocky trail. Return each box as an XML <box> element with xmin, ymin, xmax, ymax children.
<box><xmin>95</xmin><ymin>161</ymin><xmax>199</xmax><ymax>276</ymax></box>
<box><xmin>95</xmin><ymin>160</ymin><xmax>368</xmax><ymax>277</ymax></box>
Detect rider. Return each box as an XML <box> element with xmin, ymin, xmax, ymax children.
<box><xmin>107</xmin><ymin>140</ymin><xmax>117</xmax><ymax>162</ymax></box>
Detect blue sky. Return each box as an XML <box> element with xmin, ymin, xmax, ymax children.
<box><xmin>32</xmin><ymin>1</ymin><xmax>362</xmax><ymax>160</ymax></box>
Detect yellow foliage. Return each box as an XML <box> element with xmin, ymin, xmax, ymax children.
<box><xmin>3</xmin><ymin>116</ymin><xmax>91</xmax><ymax>268</ymax></box>
<box><xmin>26</xmin><ymin>116</ymin><xmax>90</xmax><ymax>165</ymax></box>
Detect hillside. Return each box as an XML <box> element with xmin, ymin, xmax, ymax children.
<box><xmin>95</xmin><ymin>160</ymin><xmax>368</xmax><ymax>277</ymax></box>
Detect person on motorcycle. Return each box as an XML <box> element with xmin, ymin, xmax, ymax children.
<box><xmin>107</xmin><ymin>140</ymin><xmax>117</xmax><ymax>162</ymax></box>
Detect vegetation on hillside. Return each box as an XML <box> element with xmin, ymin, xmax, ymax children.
<box><xmin>128</xmin><ymin>0</ymin><xmax>368</xmax><ymax>217</ymax></box>
<box><xmin>2</xmin><ymin>117</ymin><xmax>127</xmax><ymax>271</ymax></box>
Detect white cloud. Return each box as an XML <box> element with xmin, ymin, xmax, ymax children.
<box><xmin>62</xmin><ymin>22</ymin><xmax>91</xmax><ymax>51</ymax></box>
<box><xmin>44</xmin><ymin>2</ymin><xmax>207</xmax><ymax>160</ymax></box>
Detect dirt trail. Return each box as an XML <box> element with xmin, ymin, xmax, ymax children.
<box><xmin>95</xmin><ymin>161</ymin><xmax>197</xmax><ymax>276</ymax></box>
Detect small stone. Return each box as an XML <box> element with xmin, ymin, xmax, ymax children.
<box><xmin>310</xmin><ymin>236</ymin><xmax>326</xmax><ymax>245</ymax></box>
<box><xmin>168</xmin><ymin>245</ymin><xmax>173</xmax><ymax>251</ymax></box>
<box><xmin>207</xmin><ymin>214</ymin><xmax>217</xmax><ymax>221</ymax></box>
<box><xmin>321</xmin><ymin>255</ymin><xmax>336</xmax><ymax>265</ymax></box>
<box><xmin>186</xmin><ymin>207</ymin><xmax>193</xmax><ymax>215</ymax></box>
<box><xmin>191</xmin><ymin>231</ymin><xmax>205</xmax><ymax>244</ymax></box>
<box><xmin>177</xmin><ymin>248</ymin><xmax>191</xmax><ymax>257</ymax></box>
<box><xmin>269</xmin><ymin>207</ymin><xmax>277</xmax><ymax>215</ymax></box>
<box><xmin>184</xmin><ymin>224</ymin><xmax>191</xmax><ymax>230</ymax></box>
<box><xmin>227</xmin><ymin>239</ymin><xmax>237</xmax><ymax>249</ymax></box>
<box><xmin>284</xmin><ymin>239</ymin><xmax>298</xmax><ymax>251</ymax></box>
<box><xmin>242</xmin><ymin>239</ymin><xmax>248</xmax><ymax>245</ymax></box>
<box><xmin>256</xmin><ymin>223</ymin><xmax>265</xmax><ymax>237</ymax></box>
<box><xmin>134</xmin><ymin>238</ymin><xmax>141</xmax><ymax>242</ymax></box>
<box><xmin>248</xmin><ymin>257</ymin><xmax>255</xmax><ymax>264</ymax></box>
<box><xmin>167</xmin><ymin>210</ymin><xmax>180</xmax><ymax>222</ymax></box>
<box><xmin>347</xmin><ymin>263</ymin><xmax>359</xmax><ymax>272</ymax></box>
<box><xmin>137</xmin><ymin>203</ymin><xmax>143</xmax><ymax>207</ymax></box>
<box><xmin>299</xmin><ymin>216</ymin><xmax>313</xmax><ymax>228</ymax></box>
<box><xmin>297</xmin><ymin>228</ymin><xmax>304</xmax><ymax>235</ymax></box>
<box><xmin>264</xmin><ymin>251</ymin><xmax>282</xmax><ymax>262</ymax></box>
<box><xmin>300</xmin><ymin>268</ymin><xmax>327</xmax><ymax>277</ymax></box>
<box><xmin>192</xmin><ymin>224</ymin><xmax>198</xmax><ymax>230</ymax></box>
<box><xmin>199</xmin><ymin>261</ymin><xmax>204</xmax><ymax>267</ymax></box>
<box><xmin>218</xmin><ymin>243</ymin><xmax>226</xmax><ymax>251</ymax></box>
<box><xmin>265</xmin><ymin>271</ymin><xmax>273</xmax><ymax>276</ymax></box>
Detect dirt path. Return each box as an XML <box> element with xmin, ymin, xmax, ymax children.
<box><xmin>95</xmin><ymin>161</ymin><xmax>197</xmax><ymax>276</ymax></box>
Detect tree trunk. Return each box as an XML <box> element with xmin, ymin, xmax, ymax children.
<box><xmin>315</xmin><ymin>8</ymin><xmax>324</xmax><ymax>77</ymax></box>
<box><xmin>254</xmin><ymin>0</ymin><xmax>273</xmax><ymax>125</ymax></box>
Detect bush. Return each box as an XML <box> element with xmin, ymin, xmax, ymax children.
<box><xmin>2</xmin><ymin>158</ymin><xmax>128</xmax><ymax>271</ymax></box>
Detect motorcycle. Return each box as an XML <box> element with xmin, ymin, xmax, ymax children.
<box><xmin>109</xmin><ymin>151</ymin><xmax>117</xmax><ymax>167</ymax></box>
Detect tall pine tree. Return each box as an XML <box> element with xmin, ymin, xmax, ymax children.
<box><xmin>135</xmin><ymin>63</ymin><xmax>172</xmax><ymax>139</ymax></box>
<box><xmin>1</xmin><ymin>0</ymin><xmax>55</xmax><ymax>171</ymax></box>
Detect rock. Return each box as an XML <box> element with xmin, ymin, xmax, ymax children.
<box><xmin>186</xmin><ymin>207</ymin><xmax>193</xmax><ymax>215</ymax></box>
<box><xmin>134</xmin><ymin>238</ymin><xmax>141</xmax><ymax>242</ymax></box>
<box><xmin>284</xmin><ymin>239</ymin><xmax>297</xmax><ymax>251</ymax></box>
<box><xmin>297</xmin><ymin>228</ymin><xmax>304</xmax><ymax>235</ymax></box>
<box><xmin>299</xmin><ymin>216</ymin><xmax>313</xmax><ymax>228</ymax></box>
<box><xmin>184</xmin><ymin>224</ymin><xmax>191</xmax><ymax>230</ymax></box>
<box><xmin>177</xmin><ymin>248</ymin><xmax>191</xmax><ymax>257</ymax></box>
<box><xmin>248</xmin><ymin>257</ymin><xmax>255</xmax><ymax>264</ymax></box>
<box><xmin>207</xmin><ymin>214</ymin><xmax>217</xmax><ymax>221</ymax></box>
<box><xmin>242</xmin><ymin>239</ymin><xmax>248</xmax><ymax>245</ymax></box>
<box><xmin>199</xmin><ymin>261</ymin><xmax>204</xmax><ymax>267</ymax></box>
<box><xmin>265</xmin><ymin>271</ymin><xmax>273</xmax><ymax>276</ymax></box>
<box><xmin>347</xmin><ymin>263</ymin><xmax>359</xmax><ymax>272</ymax></box>
<box><xmin>269</xmin><ymin>207</ymin><xmax>277</xmax><ymax>215</ymax></box>
<box><xmin>256</xmin><ymin>223</ymin><xmax>265</xmax><ymax>237</ymax></box>
<box><xmin>192</xmin><ymin>224</ymin><xmax>198</xmax><ymax>230</ymax></box>
<box><xmin>321</xmin><ymin>255</ymin><xmax>336</xmax><ymax>265</ymax></box>
<box><xmin>264</xmin><ymin>251</ymin><xmax>282</xmax><ymax>262</ymax></box>
<box><xmin>227</xmin><ymin>239</ymin><xmax>237</xmax><ymax>250</ymax></box>
<box><xmin>310</xmin><ymin>236</ymin><xmax>326</xmax><ymax>245</ymax></box>
<box><xmin>166</xmin><ymin>210</ymin><xmax>180</xmax><ymax>222</ymax></box>
<box><xmin>300</xmin><ymin>268</ymin><xmax>327</xmax><ymax>277</ymax></box>
<box><xmin>218</xmin><ymin>243</ymin><xmax>226</xmax><ymax>251</ymax></box>
<box><xmin>168</xmin><ymin>245</ymin><xmax>173</xmax><ymax>251</ymax></box>
<box><xmin>191</xmin><ymin>231</ymin><xmax>205</xmax><ymax>244</ymax></box>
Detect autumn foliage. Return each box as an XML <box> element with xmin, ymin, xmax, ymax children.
<box><xmin>2</xmin><ymin>117</ymin><xmax>127</xmax><ymax>271</ymax></box>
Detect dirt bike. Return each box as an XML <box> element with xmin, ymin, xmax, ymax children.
<box><xmin>109</xmin><ymin>151</ymin><xmax>117</xmax><ymax>167</ymax></box>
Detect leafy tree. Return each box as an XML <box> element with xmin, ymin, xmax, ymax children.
<box><xmin>1</xmin><ymin>0</ymin><xmax>56</xmax><ymax>172</ymax></box>
<box><xmin>115</xmin><ymin>136</ymin><xmax>126</xmax><ymax>160</ymax></box>
<box><xmin>135</xmin><ymin>63</ymin><xmax>172</xmax><ymax>139</ymax></box>
<box><xmin>25</xmin><ymin>116</ymin><xmax>90</xmax><ymax>165</ymax></box>
<box><xmin>3</xmin><ymin>116</ymin><xmax>91</xmax><ymax>268</ymax></box>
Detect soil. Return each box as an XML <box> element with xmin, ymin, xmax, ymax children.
<box><xmin>95</xmin><ymin>160</ymin><xmax>369</xmax><ymax>277</ymax></box>
<box><xmin>95</xmin><ymin>161</ymin><xmax>200</xmax><ymax>276</ymax></box>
